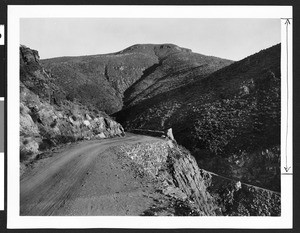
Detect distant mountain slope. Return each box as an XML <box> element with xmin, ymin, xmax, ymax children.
<box><xmin>41</xmin><ymin>44</ymin><xmax>233</xmax><ymax>114</ymax></box>
<box><xmin>115</xmin><ymin>44</ymin><xmax>281</xmax><ymax>191</ymax></box>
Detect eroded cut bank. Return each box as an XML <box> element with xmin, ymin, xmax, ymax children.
<box><xmin>119</xmin><ymin>140</ymin><xmax>280</xmax><ymax>216</ymax></box>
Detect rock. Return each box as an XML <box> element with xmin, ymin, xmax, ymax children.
<box><xmin>20</xmin><ymin>46</ymin><xmax>126</xmax><ymax>161</ymax></box>
<box><xmin>97</xmin><ymin>117</ymin><xmax>105</xmax><ymax>130</ymax></box>
<box><xmin>162</xmin><ymin>186</ymin><xmax>188</xmax><ymax>201</ymax></box>
<box><xmin>83</xmin><ymin>120</ymin><xmax>90</xmax><ymax>127</ymax></box>
<box><xmin>20</xmin><ymin>104</ymin><xmax>39</xmax><ymax>136</ymax></box>
<box><xmin>96</xmin><ymin>132</ymin><xmax>106</xmax><ymax>139</ymax></box>
<box><xmin>235</xmin><ymin>181</ymin><xmax>242</xmax><ymax>190</ymax></box>
<box><xmin>120</xmin><ymin>141</ymin><xmax>218</xmax><ymax>216</ymax></box>
<box><xmin>20</xmin><ymin>137</ymin><xmax>39</xmax><ymax>161</ymax></box>
<box><xmin>20</xmin><ymin>45</ymin><xmax>39</xmax><ymax>64</ymax></box>
<box><xmin>166</xmin><ymin>128</ymin><xmax>175</xmax><ymax>141</ymax></box>
<box><xmin>85</xmin><ymin>114</ymin><xmax>92</xmax><ymax>121</ymax></box>
<box><xmin>167</xmin><ymin>140</ymin><xmax>174</xmax><ymax>148</ymax></box>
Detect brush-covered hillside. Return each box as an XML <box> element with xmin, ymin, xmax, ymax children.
<box><xmin>41</xmin><ymin>44</ymin><xmax>233</xmax><ymax>114</ymax></box>
<box><xmin>115</xmin><ymin>44</ymin><xmax>281</xmax><ymax>192</ymax></box>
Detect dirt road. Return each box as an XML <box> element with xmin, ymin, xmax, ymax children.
<box><xmin>20</xmin><ymin>134</ymin><xmax>166</xmax><ymax>216</ymax></box>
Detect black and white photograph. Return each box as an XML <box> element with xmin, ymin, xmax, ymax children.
<box><xmin>19</xmin><ymin>17</ymin><xmax>282</xmax><ymax>216</ymax></box>
<box><xmin>5</xmin><ymin>5</ymin><xmax>294</xmax><ymax>229</ymax></box>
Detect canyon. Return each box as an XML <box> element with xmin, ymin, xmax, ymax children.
<box><xmin>20</xmin><ymin>43</ymin><xmax>281</xmax><ymax>216</ymax></box>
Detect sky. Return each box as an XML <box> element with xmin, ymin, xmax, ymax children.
<box><xmin>20</xmin><ymin>18</ymin><xmax>280</xmax><ymax>61</ymax></box>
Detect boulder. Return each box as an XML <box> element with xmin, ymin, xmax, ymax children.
<box><xmin>96</xmin><ymin>132</ymin><xmax>106</xmax><ymax>139</ymax></box>
<box><xmin>166</xmin><ymin>128</ymin><xmax>175</xmax><ymax>141</ymax></box>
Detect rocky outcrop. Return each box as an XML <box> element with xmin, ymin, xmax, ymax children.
<box><xmin>20</xmin><ymin>45</ymin><xmax>40</xmax><ymax>64</ymax></box>
<box><xmin>119</xmin><ymin>140</ymin><xmax>280</xmax><ymax>216</ymax></box>
<box><xmin>119</xmin><ymin>141</ymin><xmax>218</xmax><ymax>216</ymax></box>
<box><xmin>167</xmin><ymin>146</ymin><xmax>218</xmax><ymax>215</ymax></box>
<box><xmin>20</xmin><ymin>45</ymin><xmax>125</xmax><ymax>163</ymax></box>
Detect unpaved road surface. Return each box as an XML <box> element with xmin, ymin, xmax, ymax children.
<box><xmin>20</xmin><ymin>134</ymin><xmax>167</xmax><ymax>216</ymax></box>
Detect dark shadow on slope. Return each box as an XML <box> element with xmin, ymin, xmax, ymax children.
<box><xmin>114</xmin><ymin>44</ymin><xmax>281</xmax><ymax>192</ymax></box>
<box><xmin>125</xmin><ymin>65</ymin><xmax>209</xmax><ymax>107</ymax></box>
<box><xmin>123</xmin><ymin>62</ymin><xmax>162</xmax><ymax>106</ymax></box>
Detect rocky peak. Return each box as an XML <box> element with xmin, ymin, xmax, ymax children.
<box><xmin>20</xmin><ymin>45</ymin><xmax>40</xmax><ymax>65</ymax></box>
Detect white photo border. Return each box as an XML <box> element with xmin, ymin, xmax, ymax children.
<box><xmin>7</xmin><ymin>5</ymin><xmax>293</xmax><ymax>229</ymax></box>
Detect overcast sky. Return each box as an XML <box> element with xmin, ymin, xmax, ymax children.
<box><xmin>20</xmin><ymin>18</ymin><xmax>280</xmax><ymax>61</ymax></box>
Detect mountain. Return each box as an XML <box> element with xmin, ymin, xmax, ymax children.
<box><xmin>20</xmin><ymin>43</ymin><xmax>281</xmax><ymax>216</ymax></box>
<box><xmin>40</xmin><ymin>43</ymin><xmax>281</xmax><ymax>191</ymax></box>
<box><xmin>20</xmin><ymin>45</ymin><xmax>125</xmax><ymax>169</ymax></box>
<box><xmin>115</xmin><ymin>44</ymin><xmax>281</xmax><ymax>192</ymax></box>
<box><xmin>41</xmin><ymin>44</ymin><xmax>233</xmax><ymax>114</ymax></box>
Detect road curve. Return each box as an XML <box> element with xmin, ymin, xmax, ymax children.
<box><xmin>20</xmin><ymin>134</ymin><xmax>165</xmax><ymax>216</ymax></box>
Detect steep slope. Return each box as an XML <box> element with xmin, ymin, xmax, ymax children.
<box><xmin>41</xmin><ymin>44</ymin><xmax>233</xmax><ymax>114</ymax></box>
<box><xmin>20</xmin><ymin>45</ymin><xmax>125</xmax><ymax>167</ymax></box>
<box><xmin>115</xmin><ymin>44</ymin><xmax>281</xmax><ymax>192</ymax></box>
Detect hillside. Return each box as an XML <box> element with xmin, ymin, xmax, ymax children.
<box><xmin>115</xmin><ymin>44</ymin><xmax>281</xmax><ymax>192</ymax></box>
<box><xmin>20</xmin><ymin>45</ymin><xmax>125</xmax><ymax>170</ymax></box>
<box><xmin>41</xmin><ymin>44</ymin><xmax>233</xmax><ymax>114</ymax></box>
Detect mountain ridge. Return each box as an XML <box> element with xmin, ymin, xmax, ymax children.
<box><xmin>41</xmin><ymin>43</ymin><xmax>233</xmax><ymax>114</ymax></box>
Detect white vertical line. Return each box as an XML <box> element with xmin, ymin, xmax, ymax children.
<box><xmin>280</xmin><ymin>17</ymin><xmax>293</xmax><ymax>227</ymax></box>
